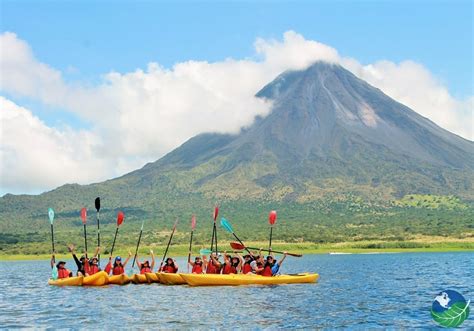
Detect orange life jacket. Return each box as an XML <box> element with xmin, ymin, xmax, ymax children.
<box><xmin>58</xmin><ymin>268</ymin><xmax>70</xmax><ymax>279</ymax></box>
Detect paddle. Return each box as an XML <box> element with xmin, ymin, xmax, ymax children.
<box><xmin>268</xmin><ymin>210</ymin><xmax>277</xmax><ymax>250</ymax></box>
<box><xmin>199</xmin><ymin>248</ymin><xmax>243</xmax><ymax>255</ymax></box>
<box><xmin>131</xmin><ymin>220</ymin><xmax>145</xmax><ymax>269</ymax></box>
<box><xmin>80</xmin><ymin>207</ymin><xmax>88</xmax><ymax>258</ymax></box>
<box><xmin>210</xmin><ymin>206</ymin><xmax>219</xmax><ymax>254</ymax></box>
<box><xmin>109</xmin><ymin>211</ymin><xmax>124</xmax><ymax>257</ymax></box>
<box><xmin>159</xmin><ymin>218</ymin><xmax>178</xmax><ymax>271</ymax></box>
<box><xmin>219</xmin><ymin>218</ymin><xmax>251</xmax><ymax>254</ymax></box>
<box><xmin>48</xmin><ymin>208</ymin><xmax>58</xmax><ymax>279</ymax></box>
<box><xmin>187</xmin><ymin>215</ymin><xmax>196</xmax><ymax>273</ymax></box>
<box><xmin>95</xmin><ymin>197</ymin><xmax>101</xmax><ymax>267</ymax></box>
<box><xmin>229</xmin><ymin>241</ymin><xmax>302</xmax><ymax>257</ymax></box>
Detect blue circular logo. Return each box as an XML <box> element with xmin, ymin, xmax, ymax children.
<box><xmin>431</xmin><ymin>290</ymin><xmax>470</xmax><ymax>328</ymax></box>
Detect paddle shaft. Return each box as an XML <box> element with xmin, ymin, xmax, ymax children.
<box><xmin>110</xmin><ymin>227</ymin><xmax>119</xmax><ymax>257</ymax></box>
<box><xmin>187</xmin><ymin>230</ymin><xmax>193</xmax><ymax>273</ymax></box>
<box><xmin>96</xmin><ymin>210</ymin><xmax>101</xmax><ymax>267</ymax></box>
<box><xmin>245</xmin><ymin>245</ymin><xmax>301</xmax><ymax>257</ymax></box>
<box><xmin>131</xmin><ymin>229</ymin><xmax>143</xmax><ymax>268</ymax></box>
<box><xmin>83</xmin><ymin>224</ymin><xmax>88</xmax><ymax>258</ymax></box>
<box><xmin>160</xmin><ymin>223</ymin><xmax>177</xmax><ymax>269</ymax></box>
<box><xmin>269</xmin><ymin>226</ymin><xmax>273</xmax><ymax>250</ymax></box>
<box><xmin>50</xmin><ymin>224</ymin><xmax>55</xmax><ymax>254</ymax></box>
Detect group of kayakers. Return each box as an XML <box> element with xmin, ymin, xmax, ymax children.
<box><xmin>51</xmin><ymin>245</ymin><xmax>287</xmax><ymax>279</ymax></box>
<box><xmin>189</xmin><ymin>250</ymin><xmax>287</xmax><ymax>276</ymax></box>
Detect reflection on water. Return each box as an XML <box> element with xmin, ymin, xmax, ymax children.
<box><xmin>0</xmin><ymin>253</ymin><xmax>472</xmax><ymax>328</ymax></box>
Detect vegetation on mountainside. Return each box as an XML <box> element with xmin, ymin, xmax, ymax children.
<box><xmin>1</xmin><ymin>195</ymin><xmax>472</xmax><ymax>256</ymax></box>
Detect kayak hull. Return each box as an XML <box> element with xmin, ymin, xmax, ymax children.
<box><xmin>83</xmin><ymin>271</ymin><xmax>108</xmax><ymax>286</ymax></box>
<box><xmin>48</xmin><ymin>276</ymin><xmax>83</xmax><ymax>286</ymax></box>
<box><xmin>145</xmin><ymin>272</ymin><xmax>160</xmax><ymax>283</ymax></box>
<box><xmin>131</xmin><ymin>273</ymin><xmax>148</xmax><ymax>284</ymax></box>
<box><xmin>180</xmin><ymin>273</ymin><xmax>319</xmax><ymax>286</ymax></box>
<box><xmin>156</xmin><ymin>272</ymin><xmax>186</xmax><ymax>285</ymax></box>
<box><xmin>107</xmin><ymin>274</ymin><xmax>131</xmax><ymax>285</ymax></box>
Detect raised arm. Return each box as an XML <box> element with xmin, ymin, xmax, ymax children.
<box><xmin>277</xmin><ymin>252</ymin><xmax>288</xmax><ymax>266</ymax></box>
<box><xmin>122</xmin><ymin>251</ymin><xmax>132</xmax><ymax>268</ymax></box>
<box><xmin>92</xmin><ymin>246</ymin><xmax>100</xmax><ymax>259</ymax></box>
<box><xmin>50</xmin><ymin>254</ymin><xmax>56</xmax><ymax>268</ymax></box>
<box><xmin>150</xmin><ymin>250</ymin><xmax>155</xmax><ymax>271</ymax></box>
<box><xmin>104</xmin><ymin>257</ymin><xmax>112</xmax><ymax>274</ymax></box>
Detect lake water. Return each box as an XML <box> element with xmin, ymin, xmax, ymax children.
<box><xmin>0</xmin><ymin>252</ymin><xmax>472</xmax><ymax>329</ymax></box>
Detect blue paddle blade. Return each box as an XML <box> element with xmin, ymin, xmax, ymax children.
<box><xmin>48</xmin><ymin>208</ymin><xmax>55</xmax><ymax>224</ymax></box>
<box><xmin>220</xmin><ymin>217</ymin><xmax>233</xmax><ymax>233</ymax></box>
<box><xmin>51</xmin><ymin>266</ymin><xmax>58</xmax><ymax>280</ymax></box>
<box><xmin>200</xmin><ymin>248</ymin><xmax>212</xmax><ymax>255</ymax></box>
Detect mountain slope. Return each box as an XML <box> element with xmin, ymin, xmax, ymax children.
<box><xmin>1</xmin><ymin>62</ymin><xmax>473</xmax><ymax>233</ymax></box>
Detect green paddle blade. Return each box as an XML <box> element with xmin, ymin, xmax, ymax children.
<box><xmin>48</xmin><ymin>208</ymin><xmax>55</xmax><ymax>224</ymax></box>
<box><xmin>220</xmin><ymin>217</ymin><xmax>233</xmax><ymax>233</ymax></box>
<box><xmin>51</xmin><ymin>266</ymin><xmax>58</xmax><ymax>280</ymax></box>
<box><xmin>200</xmin><ymin>248</ymin><xmax>212</xmax><ymax>255</ymax></box>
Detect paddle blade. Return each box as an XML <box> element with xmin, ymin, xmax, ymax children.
<box><xmin>213</xmin><ymin>206</ymin><xmax>219</xmax><ymax>221</ymax></box>
<box><xmin>117</xmin><ymin>211</ymin><xmax>124</xmax><ymax>226</ymax></box>
<box><xmin>48</xmin><ymin>208</ymin><xmax>55</xmax><ymax>224</ymax></box>
<box><xmin>200</xmin><ymin>248</ymin><xmax>212</xmax><ymax>255</ymax></box>
<box><xmin>95</xmin><ymin>197</ymin><xmax>101</xmax><ymax>211</ymax></box>
<box><xmin>230</xmin><ymin>242</ymin><xmax>245</xmax><ymax>250</ymax></box>
<box><xmin>220</xmin><ymin>217</ymin><xmax>233</xmax><ymax>233</ymax></box>
<box><xmin>80</xmin><ymin>208</ymin><xmax>87</xmax><ymax>224</ymax></box>
<box><xmin>51</xmin><ymin>266</ymin><xmax>58</xmax><ymax>280</ymax></box>
<box><xmin>140</xmin><ymin>220</ymin><xmax>145</xmax><ymax>231</ymax></box>
<box><xmin>191</xmin><ymin>215</ymin><xmax>196</xmax><ymax>230</ymax></box>
<box><xmin>269</xmin><ymin>210</ymin><xmax>277</xmax><ymax>225</ymax></box>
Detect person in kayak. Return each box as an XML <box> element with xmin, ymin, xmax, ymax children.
<box><xmin>136</xmin><ymin>249</ymin><xmax>155</xmax><ymax>274</ymax></box>
<box><xmin>188</xmin><ymin>256</ymin><xmax>204</xmax><ymax>274</ymax></box>
<box><xmin>105</xmin><ymin>251</ymin><xmax>132</xmax><ymax>275</ymax></box>
<box><xmin>54</xmin><ymin>260</ymin><xmax>73</xmax><ymax>279</ymax></box>
<box><xmin>160</xmin><ymin>257</ymin><xmax>178</xmax><ymax>273</ymax></box>
<box><xmin>241</xmin><ymin>254</ymin><xmax>255</xmax><ymax>274</ymax></box>
<box><xmin>67</xmin><ymin>244</ymin><xmax>87</xmax><ymax>276</ymax></box>
<box><xmin>84</xmin><ymin>247</ymin><xmax>101</xmax><ymax>275</ymax></box>
<box><xmin>261</xmin><ymin>252</ymin><xmax>288</xmax><ymax>277</ymax></box>
<box><xmin>203</xmin><ymin>252</ymin><xmax>221</xmax><ymax>274</ymax></box>
<box><xmin>221</xmin><ymin>252</ymin><xmax>242</xmax><ymax>274</ymax></box>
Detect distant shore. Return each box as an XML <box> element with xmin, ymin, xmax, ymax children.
<box><xmin>1</xmin><ymin>240</ymin><xmax>472</xmax><ymax>261</ymax></box>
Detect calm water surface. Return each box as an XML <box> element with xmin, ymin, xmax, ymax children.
<box><xmin>0</xmin><ymin>252</ymin><xmax>473</xmax><ymax>329</ymax></box>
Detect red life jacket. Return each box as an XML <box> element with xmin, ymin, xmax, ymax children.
<box><xmin>192</xmin><ymin>263</ymin><xmax>203</xmax><ymax>274</ymax></box>
<box><xmin>88</xmin><ymin>264</ymin><xmax>100</xmax><ymax>275</ymax></box>
<box><xmin>222</xmin><ymin>264</ymin><xmax>232</xmax><ymax>274</ymax></box>
<box><xmin>262</xmin><ymin>264</ymin><xmax>273</xmax><ymax>277</ymax></box>
<box><xmin>140</xmin><ymin>266</ymin><xmax>152</xmax><ymax>274</ymax></box>
<box><xmin>242</xmin><ymin>263</ymin><xmax>252</xmax><ymax>274</ymax></box>
<box><xmin>206</xmin><ymin>261</ymin><xmax>220</xmax><ymax>274</ymax></box>
<box><xmin>162</xmin><ymin>265</ymin><xmax>177</xmax><ymax>273</ymax></box>
<box><xmin>113</xmin><ymin>265</ymin><xmax>124</xmax><ymax>275</ymax></box>
<box><xmin>58</xmin><ymin>268</ymin><xmax>70</xmax><ymax>279</ymax></box>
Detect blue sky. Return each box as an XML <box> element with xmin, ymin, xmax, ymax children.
<box><xmin>1</xmin><ymin>1</ymin><xmax>473</xmax><ymax>195</ymax></box>
<box><xmin>2</xmin><ymin>0</ymin><xmax>472</xmax><ymax>96</ymax></box>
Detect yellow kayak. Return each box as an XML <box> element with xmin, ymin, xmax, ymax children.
<box><xmin>131</xmin><ymin>273</ymin><xmax>148</xmax><ymax>284</ymax></box>
<box><xmin>83</xmin><ymin>271</ymin><xmax>108</xmax><ymax>286</ymax></box>
<box><xmin>48</xmin><ymin>276</ymin><xmax>83</xmax><ymax>286</ymax></box>
<box><xmin>156</xmin><ymin>272</ymin><xmax>186</xmax><ymax>285</ymax></box>
<box><xmin>180</xmin><ymin>273</ymin><xmax>319</xmax><ymax>286</ymax></box>
<box><xmin>145</xmin><ymin>272</ymin><xmax>160</xmax><ymax>283</ymax></box>
<box><xmin>107</xmin><ymin>274</ymin><xmax>131</xmax><ymax>285</ymax></box>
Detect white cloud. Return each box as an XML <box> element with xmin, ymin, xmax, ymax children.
<box><xmin>0</xmin><ymin>30</ymin><xmax>472</xmax><ymax>194</ymax></box>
